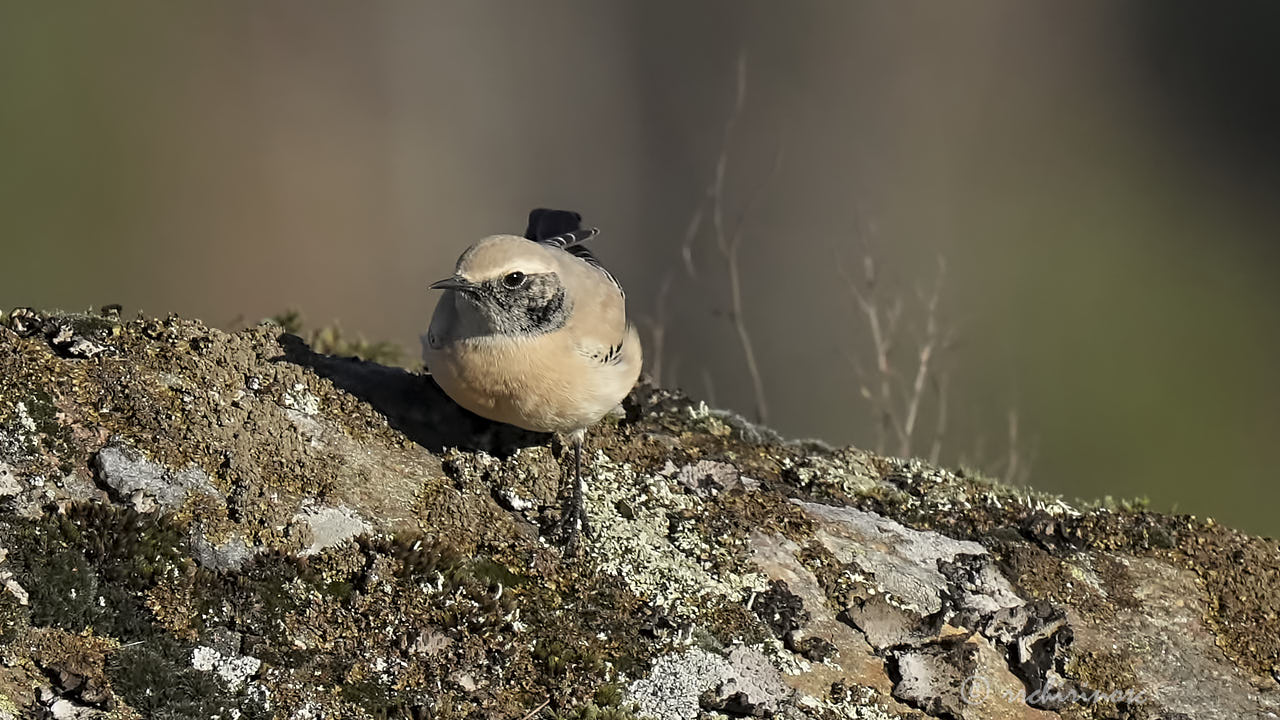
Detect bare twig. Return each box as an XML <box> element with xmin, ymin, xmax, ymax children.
<box><xmin>642</xmin><ymin>271</ymin><xmax>675</xmax><ymax>386</ymax></box>
<box><xmin>839</xmin><ymin>253</ymin><xmax>905</xmax><ymax>454</ymax></box>
<box><xmin>683</xmin><ymin>53</ymin><xmax>747</xmax><ymax>281</ymax></box>
<box><xmin>681</xmin><ymin>207</ymin><xmax>704</xmax><ymax>279</ymax></box>
<box><xmin>518</xmin><ymin>700</ymin><xmax>550</xmax><ymax>720</ymax></box>
<box><xmin>715</xmin><ymin>137</ymin><xmax>783</xmax><ymax>424</ymax></box>
<box><xmin>899</xmin><ymin>257</ymin><xmax>947</xmax><ymax>457</ymax></box>
<box><xmin>842</xmin><ymin>247</ymin><xmax>956</xmax><ymax>461</ymax></box>
<box><xmin>1001</xmin><ymin>409</ymin><xmax>1038</xmax><ymax>486</ymax></box>
<box><xmin>702</xmin><ymin>367</ymin><xmax>719</xmax><ymax>407</ymax></box>
<box><xmin>928</xmin><ymin>371</ymin><xmax>949</xmax><ymax>465</ymax></box>
<box><xmin>681</xmin><ymin>51</ymin><xmax>777</xmax><ymax>424</ymax></box>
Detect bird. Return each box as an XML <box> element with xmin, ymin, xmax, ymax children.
<box><xmin>422</xmin><ymin>208</ymin><xmax>642</xmax><ymax>550</ymax></box>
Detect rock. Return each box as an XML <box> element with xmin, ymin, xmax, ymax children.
<box><xmin>627</xmin><ymin>648</ymin><xmax>735</xmax><ymax>719</ymax></box>
<box><xmin>92</xmin><ymin>441</ymin><xmax>219</xmax><ymax>513</ymax></box>
<box><xmin>0</xmin><ymin>311</ymin><xmax>1277</xmax><ymax>719</ymax></box>
<box><xmin>1</xmin><ymin>573</ymin><xmax>28</xmax><ymax>606</ymax></box>
<box><xmin>292</xmin><ymin>501</ymin><xmax>371</xmax><ymax>556</ymax></box>
<box><xmin>190</xmin><ymin>531</ymin><xmax>254</xmax><ymax>572</ymax></box>
<box><xmin>0</xmin><ymin>464</ymin><xmax>19</xmax><ymax>497</ymax></box>
<box><xmin>673</xmin><ymin>459</ymin><xmax>743</xmax><ymax>496</ymax></box>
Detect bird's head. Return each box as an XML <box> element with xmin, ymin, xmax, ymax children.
<box><xmin>430</xmin><ymin>235</ymin><xmax>570</xmax><ymax>336</ymax></box>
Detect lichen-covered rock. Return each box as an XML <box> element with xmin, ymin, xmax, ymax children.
<box><xmin>0</xmin><ymin>309</ymin><xmax>1278</xmax><ymax>719</ymax></box>
<box><xmin>93</xmin><ymin>441</ymin><xmax>220</xmax><ymax>514</ymax></box>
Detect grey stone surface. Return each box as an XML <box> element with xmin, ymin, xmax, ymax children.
<box><xmin>796</xmin><ymin>500</ymin><xmax>1008</xmax><ymax>615</ymax></box>
<box><xmin>292</xmin><ymin>501</ymin><xmax>370</xmax><ymax>556</ymax></box>
<box><xmin>190</xmin><ymin>531</ymin><xmax>254</xmax><ymax>572</ymax></box>
<box><xmin>92</xmin><ymin>441</ymin><xmax>219</xmax><ymax>513</ymax></box>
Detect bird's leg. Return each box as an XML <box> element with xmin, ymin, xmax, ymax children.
<box><xmin>573</xmin><ymin>433</ymin><xmax>593</xmax><ymax>539</ymax></box>
<box><xmin>561</xmin><ymin>429</ymin><xmax>592</xmax><ymax>552</ymax></box>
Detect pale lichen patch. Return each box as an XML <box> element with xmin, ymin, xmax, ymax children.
<box><xmin>587</xmin><ymin>452</ymin><xmax>766</xmax><ymax>620</ymax></box>
<box><xmin>191</xmin><ymin>645</ymin><xmax>262</xmax><ymax>692</ymax></box>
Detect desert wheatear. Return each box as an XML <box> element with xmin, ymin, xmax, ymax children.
<box><xmin>424</xmin><ymin>209</ymin><xmax>641</xmax><ymax>548</ymax></box>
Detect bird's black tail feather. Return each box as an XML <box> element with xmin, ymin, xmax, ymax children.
<box><xmin>523</xmin><ymin>207</ymin><xmax>621</xmax><ymax>294</ymax></box>
<box><xmin>525</xmin><ymin>208</ymin><xmax>598</xmax><ymax>248</ymax></box>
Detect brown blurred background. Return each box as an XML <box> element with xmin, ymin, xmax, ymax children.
<box><xmin>2</xmin><ymin>2</ymin><xmax>1277</xmax><ymax>535</ymax></box>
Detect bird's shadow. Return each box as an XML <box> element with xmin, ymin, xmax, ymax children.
<box><xmin>274</xmin><ymin>333</ymin><xmax>546</xmax><ymax>458</ymax></box>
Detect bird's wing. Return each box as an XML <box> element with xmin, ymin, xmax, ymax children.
<box><xmin>524</xmin><ymin>208</ymin><xmax>622</xmax><ymax>296</ymax></box>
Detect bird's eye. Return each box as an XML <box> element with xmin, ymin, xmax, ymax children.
<box><xmin>502</xmin><ymin>271</ymin><xmax>527</xmax><ymax>288</ymax></box>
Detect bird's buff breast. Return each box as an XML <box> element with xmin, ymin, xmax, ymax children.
<box><xmin>425</xmin><ymin>336</ymin><xmax>626</xmax><ymax>434</ymax></box>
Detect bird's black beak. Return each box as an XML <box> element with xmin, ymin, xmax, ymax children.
<box><xmin>430</xmin><ymin>275</ymin><xmax>474</xmax><ymax>293</ymax></box>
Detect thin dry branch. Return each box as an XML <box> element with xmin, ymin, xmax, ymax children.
<box><xmin>682</xmin><ymin>53</ymin><xmax>747</xmax><ymax>281</ymax></box>
<box><xmin>642</xmin><ymin>271</ymin><xmax>675</xmax><ymax>386</ymax></box>
<box><xmin>715</xmin><ymin>137</ymin><xmax>783</xmax><ymax>425</ymax></box>
<box><xmin>839</xmin><ymin>254</ymin><xmax>906</xmax><ymax>454</ymax></box>
<box><xmin>928</xmin><ymin>371</ymin><xmax>950</xmax><ymax>465</ymax></box>
<box><xmin>517</xmin><ymin>700</ymin><xmax>550</xmax><ymax>720</ymax></box>
<box><xmin>842</xmin><ymin>249</ymin><xmax>952</xmax><ymax>459</ymax></box>
<box><xmin>1001</xmin><ymin>409</ymin><xmax>1038</xmax><ymax>486</ymax></box>
<box><xmin>898</xmin><ymin>257</ymin><xmax>948</xmax><ymax>457</ymax></box>
<box><xmin>681</xmin><ymin>207</ymin><xmax>704</xmax><ymax>280</ymax></box>
<box><xmin>681</xmin><ymin>51</ymin><xmax>777</xmax><ymax>424</ymax></box>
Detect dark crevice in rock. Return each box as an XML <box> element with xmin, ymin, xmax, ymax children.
<box><xmin>938</xmin><ymin>554</ymin><xmax>1077</xmax><ymax>708</ymax></box>
<box><xmin>752</xmin><ymin>579</ymin><xmax>808</xmax><ymax>638</ymax></box>
<box><xmin>699</xmin><ymin>689</ymin><xmax>764</xmax><ymax>718</ymax></box>
<box><xmin>834</xmin><ymin>544</ymin><xmax>1085</xmax><ymax>715</ymax></box>
<box><xmin>980</xmin><ymin>601</ymin><xmax>1074</xmax><ymax>709</ymax></box>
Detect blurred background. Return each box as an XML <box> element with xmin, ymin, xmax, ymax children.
<box><xmin>2</xmin><ymin>2</ymin><xmax>1277</xmax><ymax>535</ymax></box>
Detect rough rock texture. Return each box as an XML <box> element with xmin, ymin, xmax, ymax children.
<box><xmin>0</xmin><ymin>309</ymin><xmax>1278</xmax><ymax>720</ymax></box>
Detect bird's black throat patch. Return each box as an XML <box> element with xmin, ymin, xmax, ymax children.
<box><xmin>520</xmin><ymin>284</ymin><xmax>567</xmax><ymax>331</ymax></box>
<box><xmin>473</xmin><ymin>271</ymin><xmax>570</xmax><ymax>336</ymax></box>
